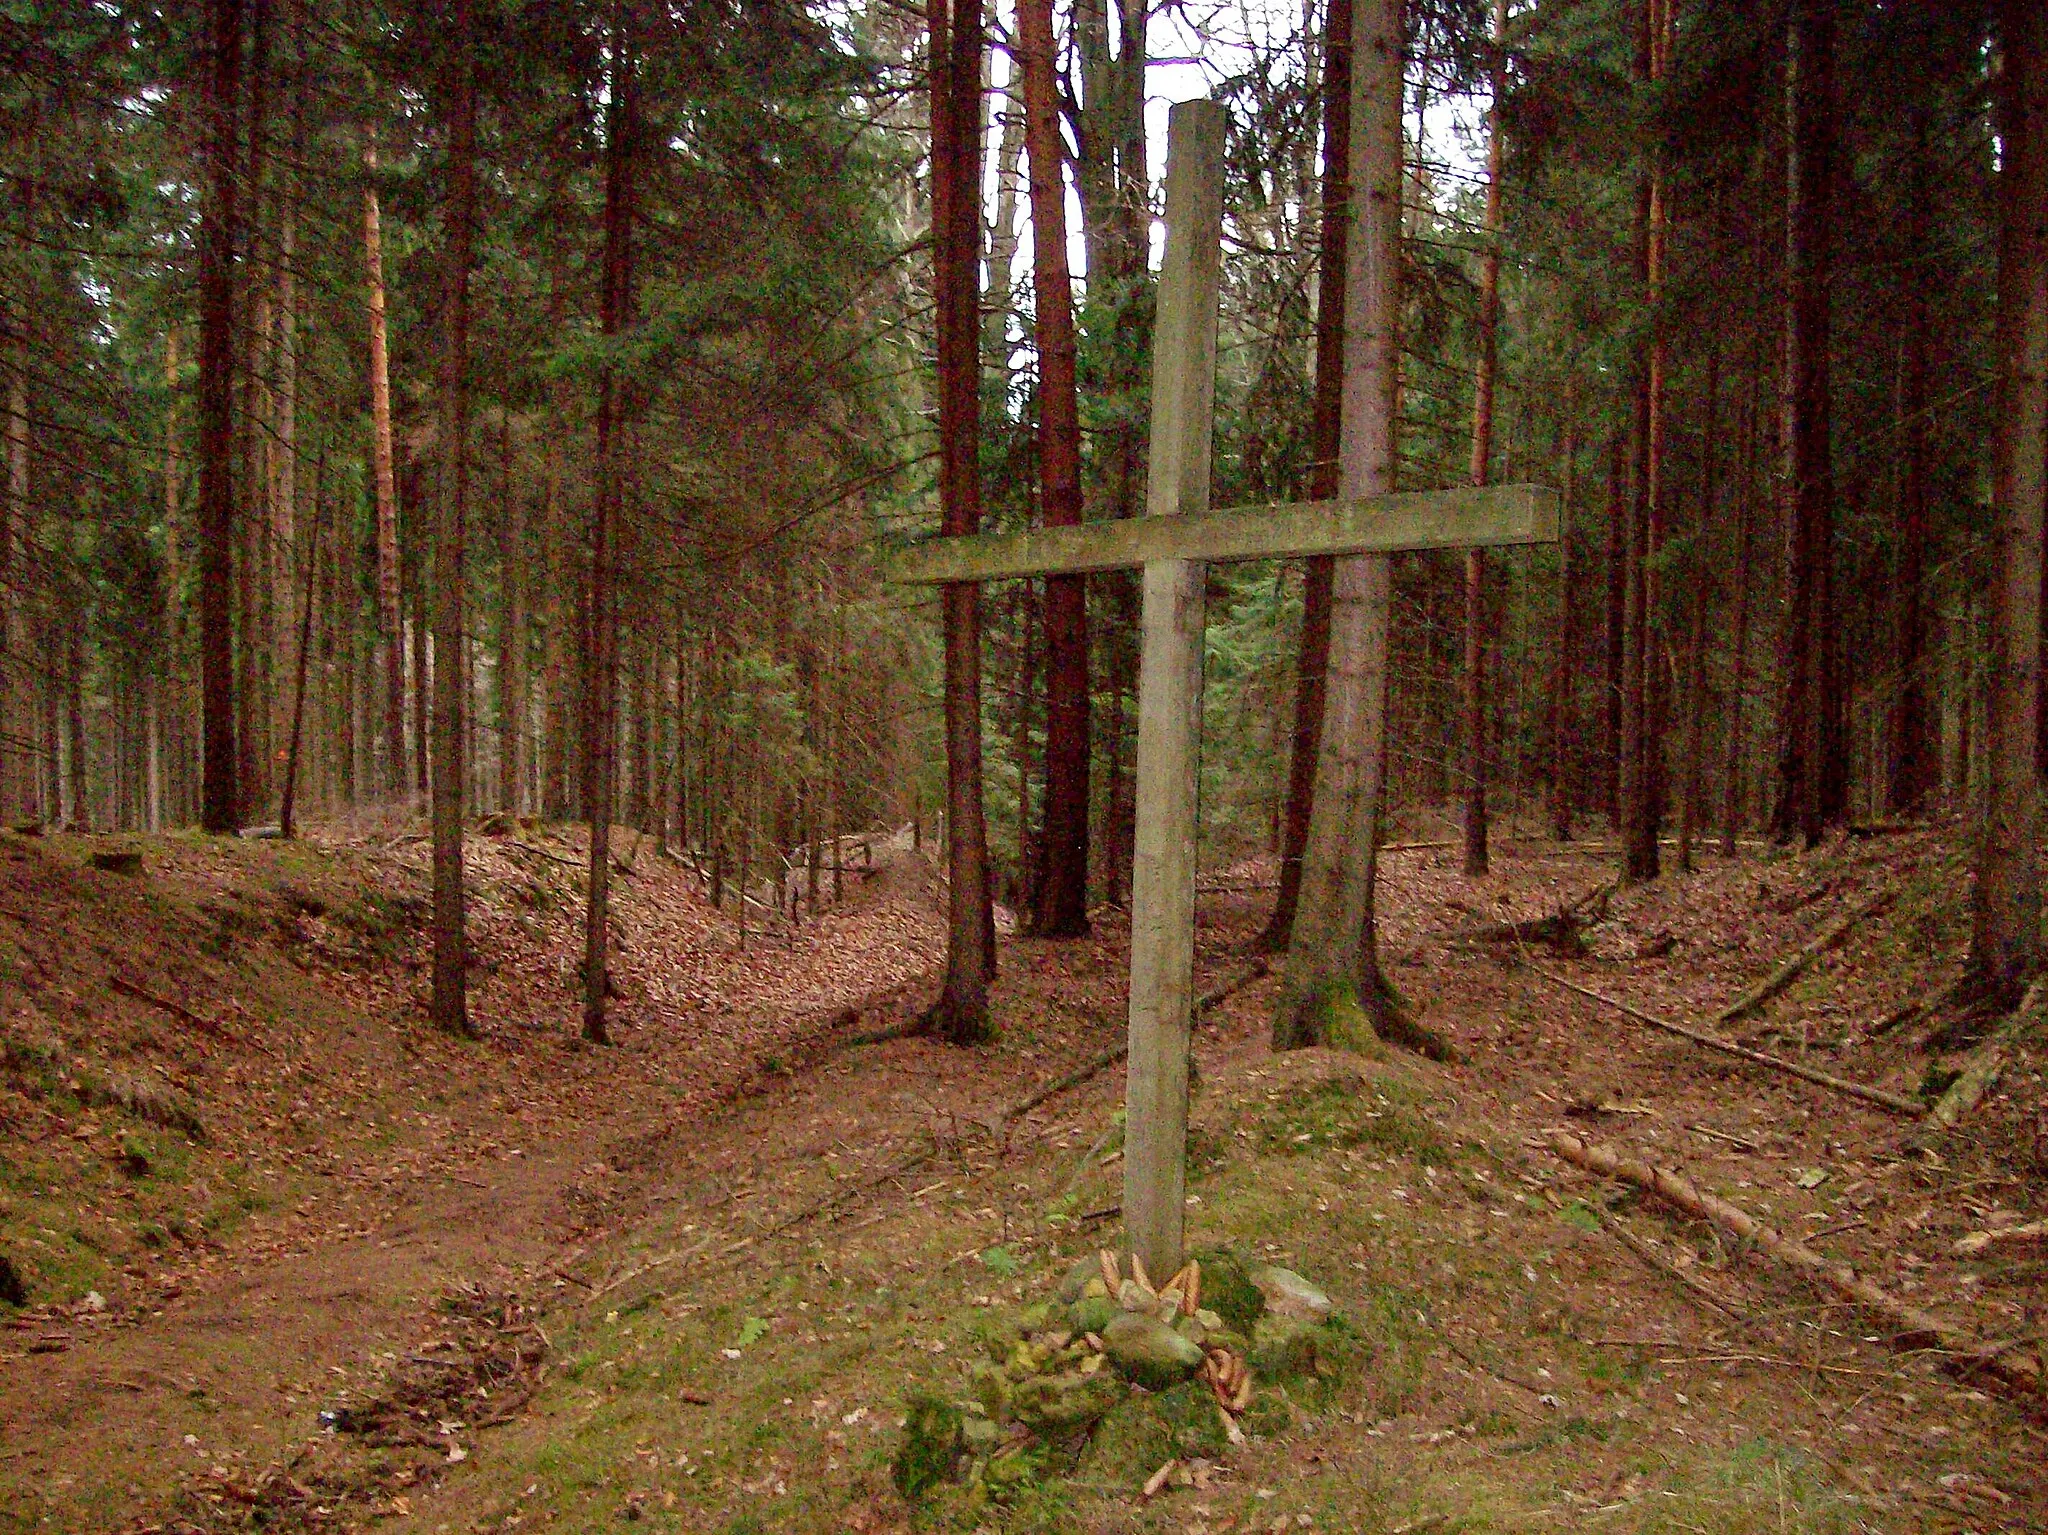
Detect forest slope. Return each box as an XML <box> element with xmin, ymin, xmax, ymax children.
<box><xmin>1</xmin><ymin>824</ymin><xmax>2044</xmax><ymax>1533</ymax></box>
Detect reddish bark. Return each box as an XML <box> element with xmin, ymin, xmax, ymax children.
<box><xmin>1017</xmin><ymin>0</ymin><xmax>1090</xmax><ymax>939</ymax></box>
<box><xmin>923</xmin><ymin>0</ymin><xmax>996</xmax><ymax>1044</ymax></box>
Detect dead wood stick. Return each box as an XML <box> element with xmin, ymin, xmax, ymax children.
<box><xmin>1952</xmin><ymin>1220</ymin><xmax>2048</xmax><ymax>1259</ymax></box>
<box><xmin>1713</xmin><ymin>889</ymin><xmax>1893</xmax><ymax>1025</ymax></box>
<box><xmin>109</xmin><ymin>975</ymin><xmax>231</xmax><ymax>1040</ymax></box>
<box><xmin>1545</xmin><ymin>1131</ymin><xmax>2044</xmax><ymax>1401</ymax></box>
<box><xmin>1525</xmin><ymin>964</ymin><xmax>1922</xmax><ymax>1115</ymax></box>
<box><xmin>1601</xmin><ymin>1214</ymin><xmax>1747</xmax><ymax>1320</ymax></box>
<box><xmin>998</xmin><ymin>959</ymin><xmax>1270</xmax><ymax>1130</ymax></box>
<box><xmin>1919</xmin><ymin>983</ymin><xmax>2039</xmax><ymax>1141</ymax></box>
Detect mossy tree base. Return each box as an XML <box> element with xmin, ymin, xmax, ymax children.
<box><xmin>1272</xmin><ymin>972</ymin><xmax>1454</xmax><ymax>1061</ymax></box>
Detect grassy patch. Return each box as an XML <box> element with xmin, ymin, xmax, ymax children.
<box><xmin>1254</xmin><ymin>1076</ymin><xmax>1457</xmax><ymax>1166</ymax></box>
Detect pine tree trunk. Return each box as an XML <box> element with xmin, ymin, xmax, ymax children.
<box><xmin>1678</xmin><ymin>343</ymin><xmax>1718</xmax><ymax>872</ymax></box>
<box><xmin>583</xmin><ymin>11</ymin><xmax>637</xmax><ymax>1045</ymax></box>
<box><xmin>430</xmin><ymin>0</ymin><xmax>477</xmax><ymax>1037</ymax></box>
<box><xmin>1601</xmin><ymin>428</ymin><xmax>1624</xmax><ymax>826</ymax></box>
<box><xmin>236</xmin><ymin>0</ymin><xmax>272</xmax><ymax>824</ymax></box>
<box><xmin>1771</xmin><ymin>0</ymin><xmax>1840</xmax><ymax>847</ymax></box>
<box><xmin>1017</xmin><ymin>0</ymin><xmax>1090</xmax><ymax>938</ymax></box>
<box><xmin>280</xmin><ymin>453</ymin><xmax>321</xmax><ymax>840</ymax></box>
<box><xmin>1460</xmin><ymin>0</ymin><xmax>1507</xmax><ymax>879</ymax></box>
<box><xmin>1621</xmin><ymin>0</ymin><xmax>1668</xmax><ymax>884</ymax></box>
<box><xmin>1890</xmin><ymin>110</ymin><xmax>1935</xmax><ymax>816</ymax></box>
<box><xmin>1546</xmin><ymin>397</ymin><xmax>1577</xmax><ymax>842</ymax></box>
<box><xmin>1722</xmin><ymin>378</ymin><xmax>1759</xmax><ymax>857</ymax></box>
<box><xmin>1264</xmin><ymin>0</ymin><xmax>1351</xmax><ymax>953</ymax></box>
<box><xmin>197</xmin><ymin>0</ymin><xmax>243</xmax><ymax>834</ymax></box>
<box><xmin>4</xmin><ymin>308</ymin><xmax>28</xmax><ymax>825</ymax></box>
<box><xmin>1275</xmin><ymin>0</ymin><xmax>1402</xmax><ymax>1052</ymax></box>
<box><xmin>925</xmin><ymin>0</ymin><xmax>996</xmax><ymax>1044</ymax></box>
<box><xmin>1969</xmin><ymin>0</ymin><xmax>2046</xmax><ymax>1008</ymax></box>
<box><xmin>497</xmin><ymin>414</ymin><xmax>524</xmax><ymax>814</ymax></box>
<box><xmin>363</xmin><ymin>143</ymin><xmax>405</xmax><ymax>801</ymax></box>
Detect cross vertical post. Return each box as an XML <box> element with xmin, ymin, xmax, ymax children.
<box><xmin>1123</xmin><ymin>99</ymin><xmax>1226</xmax><ymax>1281</ymax></box>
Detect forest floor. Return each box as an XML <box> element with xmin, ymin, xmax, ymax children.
<box><xmin>0</xmin><ymin>815</ymin><xmax>2043</xmax><ymax>1533</ymax></box>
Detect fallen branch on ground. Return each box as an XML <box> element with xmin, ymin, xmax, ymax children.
<box><xmin>1599</xmin><ymin>1213</ymin><xmax>1748</xmax><ymax>1320</ymax></box>
<box><xmin>109</xmin><ymin>975</ymin><xmax>233</xmax><ymax>1043</ymax></box>
<box><xmin>1713</xmin><ymin>888</ymin><xmax>1894</xmax><ymax>1025</ymax></box>
<box><xmin>1918</xmin><ymin>982</ymin><xmax>2040</xmax><ymax>1144</ymax></box>
<box><xmin>1524</xmin><ymin>964</ymin><xmax>1922</xmax><ymax>1115</ymax></box>
<box><xmin>1953</xmin><ymin>1220</ymin><xmax>2048</xmax><ymax>1259</ymax></box>
<box><xmin>998</xmin><ymin>959</ymin><xmax>1271</xmax><ymax>1134</ymax></box>
<box><xmin>1448</xmin><ymin>882</ymin><xmax>1613</xmax><ymax>952</ymax></box>
<box><xmin>1546</xmin><ymin>1131</ymin><xmax>2043</xmax><ymax>1402</ymax></box>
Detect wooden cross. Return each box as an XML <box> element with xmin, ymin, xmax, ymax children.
<box><xmin>886</xmin><ymin>100</ymin><xmax>1559</xmax><ymax>1279</ymax></box>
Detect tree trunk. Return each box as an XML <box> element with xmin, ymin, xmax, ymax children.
<box><xmin>923</xmin><ymin>0</ymin><xmax>996</xmax><ymax>1044</ymax></box>
<box><xmin>363</xmin><ymin>142</ymin><xmax>405</xmax><ymax>801</ymax></box>
<box><xmin>1771</xmin><ymin>0</ymin><xmax>1841</xmax><ymax>847</ymax></box>
<box><xmin>1275</xmin><ymin>0</ymin><xmax>1401</xmax><ymax>1051</ymax></box>
<box><xmin>280</xmin><ymin>454</ymin><xmax>322</xmax><ymax>840</ymax></box>
<box><xmin>498</xmin><ymin>414</ymin><xmax>524</xmax><ymax>814</ymax></box>
<box><xmin>1678</xmin><ymin>342</ymin><xmax>1717</xmax><ymax>871</ymax></box>
<box><xmin>430</xmin><ymin>0</ymin><xmax>478</xmax><ymax>1038</ymax></box>
<box><xmin>1018</xmin><ymin>0</ymin><xmax>1090</xmax><ymax>938</ymax></box>
<box><xmin>4</xmin><ymin>295</ymin><xmax>28</xmax><ymax>825</ymax></box>
<box><xmin>1969</xmin><ymin>0</ymin><xmax>2046</xmax><ymax>1008</ymax></box>
<box><xmin>1460</xmin><ymin>0</ymin><xmax>1507</xmax><ymax>879</ymax></box>
<box><xmin>1602</xmin><ymin>427</ymin><xmax>1624</xmax><ymax>826</ymax></box>
<box><xmin>197</xmin><ymin>0</ymin><xmax>243</xmax><ymax>834</ymax></box>
<box><xmin>1722</xmin><ymin>378</ymin><xmax>1759</xmax><ymax>857</ymax></box>
<box><xmin>1620</xmin><ymin>0</ymin><xmax>1667</xmax><ymax>884</ymax></box>
<box><xmin>985</xmin><ymin>72</ymin><xmax>1025</xmax><ymax>376</ymax></box>
<box><xmin>583</xmin><ymin>11</ymin><xmax>637</xmax><ymax>1045</ymax></box>
<box><xmin>1890</xmin><ymin>109</ymin><xmax>1935</xmax><ymax>816</ymax></box>
<box><xmin>1264</xmin><ymin>0</ymin><xmax>1351</xmax><ymax>953</ymax></box>
<box><xmin>236</xmin><ymin>0</ymin><xmax>271</xmax><ymax>825</ymax></box>
<box><xmin>1547</xmin><ymin>394</ymin><xmax>1577</xmax><ymax>842</ymax></box>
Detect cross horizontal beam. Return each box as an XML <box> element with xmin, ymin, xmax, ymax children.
<box><xmin>883</xmin><ymin>483</ymin><xmax>1559</xmax><ymax>586</ymax></box>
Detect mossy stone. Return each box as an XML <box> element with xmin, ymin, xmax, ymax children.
<box><xmin>1010</xmin><ymin>1366</ymin><xmax>1123</xmax><ymax>1432</ymax></box>
<box><xmin>971</xmin><ymin>1361</ymin><xmax>1013</xmax><ymax>1421</ymax></box>
<box><xmin>1070</xmin><ymin>1294</ymin><xmax>1118</xmax><ymax>1336</ymax></box>
<box><xmin>1188</xmin><ymin>1247</ymin><xmax>1266</xmax><ymax>1332</ymax></box>
<box><xmin>893</xmin><ymin>1392</ymin><xmax>963</xmax><ymax>1500</ymax></box>
<box><xmin>1249</xmin><ymin>1264</ymin><xmax>1332</xmax><ymax>1322</ymax></box>
<box><xmin>1249</xmin><ymin>1314</ymin><xmax>1320</xmax><ymax>1380</ymax></box>
<box><xmin>1103</xmin><ymin>1312</ymin><xmax>1204</xmax><ymax>1390</ymax></box>
<box><xmin>1077</xmin><ymin>1380</ymin><xmax>1227</xmax><ymax>1485</ymax></box>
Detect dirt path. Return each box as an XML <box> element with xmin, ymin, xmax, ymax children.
<box><xmin>0</xmin><ymin>830</ymin><xmax>942</xmax><ymax>1533</ymax></box>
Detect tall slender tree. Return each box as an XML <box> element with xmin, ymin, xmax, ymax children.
<box><xmin>1968</xmin><ymin>0</ymin><xmax>2045</xmax><ymax>1010</ymax></box>
<box><xmin>363</xmin><ymin>137</ymin><xmax>405</xmax><ymax>797</ymax></box>
<box><xmin>583</xmin><ymin>7</ymin><xmax>638</xmax><ymax>1046</ymax></box>
<box><xmin>1771</xmin><ymin>0</ymin><xmax>1843</xmax><ymax>848</ymax></box>
<box><xmin>923</xmin><ymin>0</ymin><xmax>997</xmax><ymax>1044</ymax></box>
<box><xmin>1263</xmin><ymin>0</ymin><xmax>1351</xmax><ymax>953</ymax></box>
<box><xmin>1275</xmin><ymin>0</ymin><xmax>1403</xmax><ymax>1050</ymax></box>
<box><xmin>1461</xmin><ymin>0</ymin><xmax>1507</xmax><ymax>878</ymax></box>
<box><xmin>431</xmin><ymin>0</ymin><xmax>479</xmax><ymax>1038</ymax></box>
<box><xmin>197</xmin><ymin>0</ymin><xmax>244</xmax><ymax>834</ymax></box>
<box><xmin>1018</xmin><ymin>0</ymin><xmax>1089</xmax><ymax>938</ymax></box>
